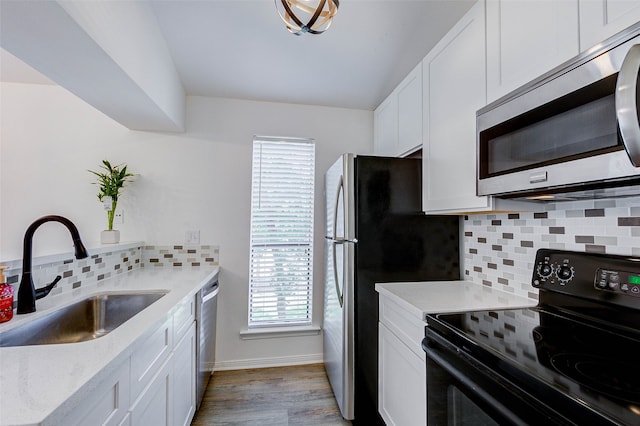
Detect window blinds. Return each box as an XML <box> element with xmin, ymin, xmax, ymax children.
<box><xmin>248</xmin><ymin>137</ymin><xmax>315</xmax><ymax>327</ymax></box>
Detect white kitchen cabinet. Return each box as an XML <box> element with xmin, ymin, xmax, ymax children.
<box><xmin>397</xmin><ymin>63</ymin><xmax>423</xmax><ymax>156</ymax></box>
<box><xmin>374</xmin><ymin>93</ymin><xmax>398</xmax><ymax>156</ymax></box>
<box><xmin>486</xmin><ymin>0</ymin><xmax>579</xmax><ymax>104</ymax></box>
<box><xmin>130</xmin><ymin>316</ymin><xmax>173</xmax><ymax>400</ymax></box>
<box><xmin>378</xmin><ymin>295</ymin><xmax>427</xmax><ymax>426</ymax></box>
<box><xmin>62</xmin><ymin>361</ymin><xmax>131</xmax><ymax>426</ymax></box>
<box><xmin>579</xmin><ymin>0</ymin><xmax>640</xmax><ymax>51</ymax></box>
<box><xmin>173</xmin><ymin>295</ymin><xmax>195</xmax><ymax>343</ymax></box>
<box><xmin>130</xmin><ymin>354</ymin><xmax>174</xmax><ymax>426</ymax></box>
<box><xmin>422</xmin><ymin>1</ymin><xmax>493</xmax><ymax>213</ymax></box>
<box><xmin>58</xmin><ymin>293</ymin><xmax>199</xmax><ymax>426</ymax></box>
<box><xmin>379</xmin><ymin>324</ymin><xmax>426</xmax><ymax>426</ymax></box>
<box><xmin>173</xmin><ymin>321</ymin><xmax>197</xmax><ymax>426</ymax></box>
<box><xmin>374</xmin><ymin>63</ymin><xmax>422</xmax><ymax>157</ymax></box>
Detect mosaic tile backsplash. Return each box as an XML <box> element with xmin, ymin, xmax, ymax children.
<box><xmin>1</xmin><ymin>244</ymin><xmax>219</xmax><ymax>309</ymax></box>
<box><xmin>142</xmin><ymin>245</ymin><xmax>220</xmax><ymax>268</ymax></box>
<box><xmin>463</xmin><ymin>197</ymin><xmax>640</xmax><ymax>301</ymax></box>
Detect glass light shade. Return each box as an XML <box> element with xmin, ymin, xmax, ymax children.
<box><xmin>275</xmin><ymin>0</ymin><xmax>339</xmax><ymax>35</ymax></box>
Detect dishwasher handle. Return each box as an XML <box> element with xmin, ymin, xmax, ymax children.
<box><xmin>202</xmin><ymin>281</ymin><xmax>219</xmax><ymax>303</ymax></box>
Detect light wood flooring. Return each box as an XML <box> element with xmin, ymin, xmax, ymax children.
<box><xmin>192</xmin><ymin>363</ymin><xmax>352</xmax><ymax>425</ymax></box>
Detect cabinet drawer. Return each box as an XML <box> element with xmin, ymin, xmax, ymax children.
<box><xmin>379</xmin><ymin>295</ymin><xmax>426</xmax><ymax>358</ymax></box>
<box><xmin>63</xmin><ymin>360</ymin><xmax>130</xmax><ymax>426</ymax></box>
<box><xmin>131</xmin><ymin>316</ymin><xmax>173</xmax><ymax>400</ymax></box>
<box><xmin>173</xmin><ymin>295</ymin><xmax>195</xmax><ymax>343</ymax></box>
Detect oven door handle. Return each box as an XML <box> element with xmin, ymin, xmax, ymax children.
<box><xmin>616</xmin><ymin>43</ymin><xmax>640</xmax><ymax>167</ymax></box>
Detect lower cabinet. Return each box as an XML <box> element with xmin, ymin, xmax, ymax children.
<box><xmin>379</xmin><ymin>323</ymin><xmax>426</xmax><ymax>426</ymax></box>
<box><xmin>173</xmin><ymin>322</ymin><xmax>197</xmax><ymax>426</ymax></box>
<box><xmin>130</xmin><ymin>354</ymin><xmax>174</xmax><ymax>426</ymax></box>
<box><xmin>60</xmin><ymin>295</ymin><xmax>197</xmax><ymax>426</ymax></box>
<box><xmin>64</xmin><ymin>361</ymin><xmax>131</xmax><ymax>426</ymax></box>
<box><xmin>378</xmin><ymin>295</ymin><xmax>427</xmax><ymax>426</ymax></box>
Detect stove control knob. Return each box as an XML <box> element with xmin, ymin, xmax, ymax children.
<box><xmin>556</xmin><ymin>265</ymin><xmax>574</xmax><ymax>284</ymax></box>
<box><xmin>537</xmin><ymin>263</ymin><xmax>553</xmax><ymax>279</ymax></box>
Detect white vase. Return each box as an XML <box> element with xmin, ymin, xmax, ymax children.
<box><xmin>101</xmin><ymin>230</ymin><xmax>120</xmax><ymax>244</ymax></box>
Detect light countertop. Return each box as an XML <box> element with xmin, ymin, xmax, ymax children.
<box><xmin>375</xmin><ymin>280</ymin><xmax>537</xmax><ymax>321</ymax></box>
<box><xmin>0</xmin><ymin>266</ymin><xmax>219</xmax><ymax>426</ymax></box>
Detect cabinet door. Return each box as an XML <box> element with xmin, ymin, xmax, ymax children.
<box><xmin>63</xmin><ymin>361</ymin><xmax>130</xmax><ymax>426</ymax></box>
<box><xmin>397</xmin><ymin>63</ymin><xmax>423</xmax><ymax>156</ymax></box>
<box><xmin>130</xmin><ymin>354</ymin><xmax>174</xmax><ymax>426</ymax></box>
<box><xmin>579</xmin><ymin>0</ymin><xmax>640</xmax><ymax>51</ymax></box>
<box><xmin>486</xmin><ymin>0</ymin><xmax>579</xmax><ymax>103</ymax></box>
<box><xmin>378</xmin><ymin>322</ymin><xmax>426</xmax><ymax>426</ymax></box>
<box><xmin>374</xmin><ymin>93</ymin><xmax>398</xmax><ymax>156</ymax></box>
<box><xmin>130</xmin><ymin>317</ymin><xmax>173</xmax><ymax>400</ymax></box>
<box><xmin>423</xmin><ymin>1</ymin><xmax>491</xmax><ymax>213</ymax></box>
<box><xmin>173</xmin><ymin>322</ymin><xmax>196</xmax><ymax>426</ymax></box>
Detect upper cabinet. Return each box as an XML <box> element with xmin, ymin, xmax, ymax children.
<box><xmin>486</xmin><ymin>0</ymin><xmax>580</xmax><ymax>104</ymax></box>
<box><xmin>374</xmin><ymin>93</ymin><xmax>398</xmax><ymax>157</ymax></box>
<box><xmin>397</xmin><ymin>65</ymin><xmax>423</xmax><ymax>156</ymax></box>
<box><xmin>422</xmin><ymin>1</ymin><xmax>491</xmax><ymax>213</ymax></box>
<box><xmin>374</xmin><ymin>63</ymin><xmax>423</xmax><ymax>157</ymax></box>
<box><xmin>579</xmin><ymin>0</ymin><xmax>640</xmax><ymax>51</ymax></box>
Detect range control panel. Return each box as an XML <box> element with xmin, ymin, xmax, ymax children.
<box><xmin>531</xmin><ymin>249</ymin><xmax>640</xmax><ymax>309</ymax></box>
<box><xmin>596</xmin><ymin>269</ymin><xmax>640</xmax><ymax>297</ymax></box>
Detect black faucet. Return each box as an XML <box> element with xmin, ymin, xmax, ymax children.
<box><xmin>17</xmin><ymin>215</ymin><xmax>89</xmax><ymax>314</ymax></box>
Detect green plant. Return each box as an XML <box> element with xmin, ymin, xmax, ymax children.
<box><xmin>89</xmin><ymin>160</ymin><xmax>134</xmax><ymax>231</ymax></box>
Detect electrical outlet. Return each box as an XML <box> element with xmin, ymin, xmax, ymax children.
<box><xmin>185</xmin><ymin>230</ymin><xmax>200</xmax><ymax>244</ymax></box>
<box><xmin>114</xmin><ymin>210</ymin><xmax>124</xmax><ymax>225</ymax></box>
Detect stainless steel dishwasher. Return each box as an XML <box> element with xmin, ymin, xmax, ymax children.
<box><xmin>195</xmin><ymin>271</ymin><xmax>219</xmax><ymax>409</ymax></box>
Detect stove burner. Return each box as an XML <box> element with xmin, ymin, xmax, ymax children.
<box><xmin>550</xmin><ymin>353</ymin><xmax>640</xmax><ymax>404</ymax></box>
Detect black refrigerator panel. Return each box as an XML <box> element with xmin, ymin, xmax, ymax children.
<box><xmin>351</xmin><ymin>156</ymin><xmax>460</xmax><ymax>425</ymax></box>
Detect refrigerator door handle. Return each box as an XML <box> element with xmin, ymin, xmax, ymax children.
<box><xmin>332</xmin><ymin>175</ymin><xmax>346</xmax><ymax>307</ymax></box>
<box><xmin>332</xmin><ymin>242</ymin><xmax>343</xmax><ymax>307</ymax></box>
<box><xmin>325</xmin><ymin>237</ymin><xmax>358</xmax><ymax>244</ymax></box>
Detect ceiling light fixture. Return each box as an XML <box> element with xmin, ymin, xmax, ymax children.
<box><xmin>275</xmin><ymin>0</ymin><xmax>339</xmax><ymax>36</ymax></box>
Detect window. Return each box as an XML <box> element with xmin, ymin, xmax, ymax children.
<box><xmin>248</xmin><ymin>136</ymin><xmax>315</xmax><ymax>328</ymax></box>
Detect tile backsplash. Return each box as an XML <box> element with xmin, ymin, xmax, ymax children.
<box><xmin>1</xmin><ymin>244</ymin><xmax>219</xmax><ymax>308</ymax></box>
<box><xmin>463</xmin><ymin>197</ymin><xmax>640</xmax><ymax>301</ymax></box>
<box><xmin>142</xmin><ymin>245</ymin><xmax>220</xmax><ymax>268</ymax></box>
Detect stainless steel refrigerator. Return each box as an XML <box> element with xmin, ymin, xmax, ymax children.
<box><xmin>323</xmin><ymin>154</ymin><xmax>460</xmax><ymax>424</ymax></box>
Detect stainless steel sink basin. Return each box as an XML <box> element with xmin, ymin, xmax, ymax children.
<box><xmin>0</xmin><ymin>291</ymin><xmax>167</xmax><ymax>347</ymax></box>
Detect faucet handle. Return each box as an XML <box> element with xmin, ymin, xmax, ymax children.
<box><xmin>35</xmin><ymin>275</ymin><xmax>62</xmax><ymax>300</ymax></box>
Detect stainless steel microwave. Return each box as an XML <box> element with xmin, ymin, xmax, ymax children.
<box><xmin>477</xmin><ymin>25</ymin><xmax>640</xmax><ymax>201</ymax></box>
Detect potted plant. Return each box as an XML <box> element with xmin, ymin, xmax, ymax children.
<box><xmin>89</xmin><ymin>160</ymin><xmax>134</xmax><ymax>244</ymax></box>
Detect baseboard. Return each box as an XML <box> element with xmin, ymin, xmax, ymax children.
<box><xmin>213</xmin><ymin>353</ymin><xmax>323</xmax><ymax>371</ymax></box>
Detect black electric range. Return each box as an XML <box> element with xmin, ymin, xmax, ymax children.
<box><xmin>423</xmin><ymin>249</ymin><xmax>640</xmax><ymax>425</ymax></box>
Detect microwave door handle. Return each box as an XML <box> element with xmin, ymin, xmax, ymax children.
<box><xmin>616</xmin><ymin>44</ymin><xmax>640</xmax><ymax>167</ymax></box>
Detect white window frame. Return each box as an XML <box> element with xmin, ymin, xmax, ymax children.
<box><xmin>246</xmin><ymin>136</ymin><xmax>316</xmax><ymax>330</ymax></box>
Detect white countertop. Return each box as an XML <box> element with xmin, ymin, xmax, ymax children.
<box><xmin>375</xmin><ymin>280</ymin><xmax>537</xmax><ymax>321</ymax></box>
<box><xmin>0</xmin><ymin>266</ymin><xmax>219</xmax><ymax>426</ymax></box>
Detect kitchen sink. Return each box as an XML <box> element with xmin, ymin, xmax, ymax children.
<box><xmin>0</xmin><ymin>291</ymin><xmax>168</xmax><ymax>347</ymax></box>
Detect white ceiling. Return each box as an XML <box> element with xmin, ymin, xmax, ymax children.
<box><xmin>1</xmin><ymin>0</ymin><xmax>475</xmax><ymax>111</ymax></box>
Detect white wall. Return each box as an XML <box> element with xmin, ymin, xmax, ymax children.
<box><xmin>0</xmin><ymin>82</ymin><xmax>373</xmax><ymax>366</ymax></box>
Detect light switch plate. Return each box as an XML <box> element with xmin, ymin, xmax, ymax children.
<box><xmin>113</xmin><ymin>210</ymin><xmax>124</xmax><ymax>224</ymax></box>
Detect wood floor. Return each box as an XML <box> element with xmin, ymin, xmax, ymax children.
<box><xmin>192</xmin><ymin>363</ymin><xmax>352</xmax><ymax>425</ymax></box>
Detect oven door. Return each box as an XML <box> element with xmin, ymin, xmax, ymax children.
<box><xmin>423</xmin><ymin>329</ymin><xmax>570</xmax><ymax>426</ymax></box>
